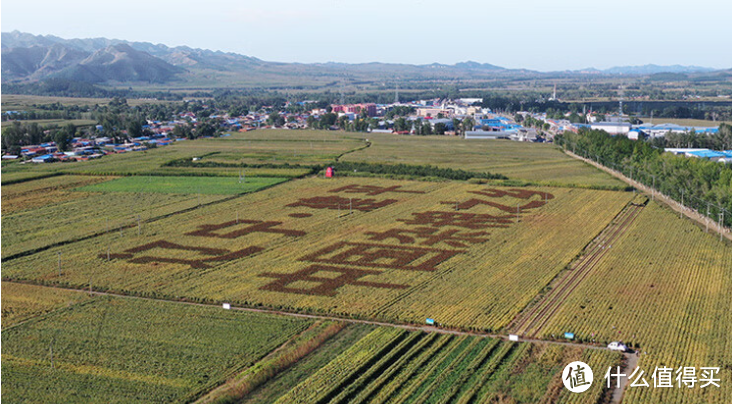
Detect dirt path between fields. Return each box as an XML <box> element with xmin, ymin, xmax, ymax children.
<box><xmin>565</xmin><ymin>150</ymin><xmax>731</xmax><ymax>242</ymax></box>
<box><xmin>612</xmin><ymin>351</ymin><xmax>640</xmax><ymax>404</ymax></box>
<box><xmin>6</xmin><ymin>280</ymin><xmax>626</xmax><ymax>355</ymax></box>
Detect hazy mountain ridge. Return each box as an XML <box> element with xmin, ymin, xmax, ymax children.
<box><xmin>1</xmin><ymin>31</ymin><xmax>727</xmax><ymax>87</ymax></box>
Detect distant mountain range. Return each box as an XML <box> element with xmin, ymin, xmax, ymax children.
<box><xmin>574</xmin><ymin>64</ymin><xmax>717</xmax><ymax>75</ymax></box>
<box><xmin>0</xmin><ymin>31</ymin><xmax>728</xmax><ymax>87</ymax></box>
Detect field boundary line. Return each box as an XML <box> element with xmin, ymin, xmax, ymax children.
<box><xmin>1</xmin><ymin>178</ymin><xmax>294</xmax><ymax>262</ymax></box>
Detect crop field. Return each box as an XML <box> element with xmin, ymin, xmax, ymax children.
<box><xmin>531</xmin><ymin>201</ymin><xmax>732</xmax><ymax>404</ymax></box>
<box><xmin>2</xmin><ymin>177</ymin><xmax>634</xmax><ymax>331</ymax></box>
<box><xmin>1</xmin><ymin>183</ymin><xmax>232</xmax><ymax>259</ymax></box>
<box><xmin>270</xmin><ymin>327</ymin><xmax>622</xmax><ymax>404</ymax></box>
<box><xmin>0</xmin><ymin>130</ymin><xmax>363</xmax><ymax>182</ymax></box>
<box><xmin>76</xmin><ymin>175</ymin><xmax>286</xmax><ymax>195</ymax></box>
<box><xmin>0</xmin><ymin>118</ymin><xmax>98</xmax><ymax>128</ymax></box>
<box><xmin>1</xmin><ymin>282</ymin><xmax>90</xmax><ymax>328</ymax></box>
<box><xmin>1</xmin><ymin>295</ymin><xmax>312</xmax><ymax>403</ymax></box>
<box><xmin>1</xmin><ymin>94</ymin><xmax>175</xmax><ymax>110</ymax></box>
<box><xmin>1</xmin><ymin>174</ymin><xmax>114</xmax><ymax>215</ymax></box>
<box><xmin>340</xmin><ymin>132</ymin><xmax>626</xmax><ymax>189</ymax></box>
<box><xmin>173</xmin><ymin>130</ymin><xmax>366</xmax><ymax>165</ymax></box>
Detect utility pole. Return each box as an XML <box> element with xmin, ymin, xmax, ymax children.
<box><xmin>57</xmin><ymin>252</ymin><xmax>62</xmax><ymax>276</ymax></box>
<box><xmin>516</xmin><ymin>204</ymin><xmax>520</xmax><ymax>223</ymax></box>
<box><xmin>706</xmin><ymin>203</ymin><xmax>711</xmax><ymax>232</ymax></box>
<box><xmin>680</xmin><ymin>190</ymin><xmax>684</xmax><ymax>219</ymax></box>
<box><xmin>720</xmin><ymin>212</ymin><xmax>725</xmax><ymax>242</ymax></box>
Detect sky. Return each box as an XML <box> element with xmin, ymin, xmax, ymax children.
<box><xmin>2</xmin><ymin>0</ymin><xmax>731</xmax><ymax>71</ymax></box>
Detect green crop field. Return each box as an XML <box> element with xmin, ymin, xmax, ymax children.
<box><xmin>1</xmin><ymin>295</ymin><xmax>312</xmax><ymax>403</ymax></box>
<box><xmin>0</xmin><ymin>130</ymin><xmax>364</xmax><ymax>182</ymax></box>
<box><xmin>76</xmin><ymin>175</ymin><xmax>287</xmax><ymax>195</ymax></box>
<box><xmin>269</xmin><ymin>327</ymin><xmax>622</xmax><ymax>404</ymax></box>
<box><xmin>1</xmin><ymin>94</ymin><xmax>175</xmax><ymax>110</ymax></box>
<box><xmin>0</xmin><ymin>119</ymin><xmax>97</xmax><ymax>128</ymax></box>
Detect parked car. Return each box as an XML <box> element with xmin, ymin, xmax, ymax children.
<box><xmin>607</xmin><ymin>341</ymin><xmax>628</xmax><ymax>352</ymax></box>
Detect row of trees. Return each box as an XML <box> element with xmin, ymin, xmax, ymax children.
<box><xmin>651</xmin><ymin>125</ymin><xmax>732</xmax><ymax>150</ymax></box>
<box><xmin>556</xmin><ymin>126</ymin><xmax>732</xmax><ymax>227</ymax></box>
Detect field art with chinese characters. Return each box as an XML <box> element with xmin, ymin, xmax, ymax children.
<box><xmin>2</xmin><ymin>177</ymin><xmax>634</xmax><ymax>331</ymax></box>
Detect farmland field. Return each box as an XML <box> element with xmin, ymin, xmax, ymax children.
<box><xmin>76</xmin><ymin>175</ymin><xmax>287</xmax><ymax>195</ymax></box>
<box><xmin>0</xmin><ymin>118</ymin><xmax>97</xmax><ymax>128</ymax></box>
<box><xmin>268</xmin><ymin>327</ymin><xmax>622</xmax><ymax>404</ymax></box>
<box><xmin>535</xmin><ymin>201</ymin><xmax>732</xmax><ymax>404</ymax></box>
<box><xmin>1</xmin><ymin>94</ymin><xmax>176</xmax><ymax>110</ymax></box>
<box><xmin>3</xmin><ymin>126</ymin><xmax>731</xmax><ymax>403</ymax></box>
<box><xmin>1</xmin><ymin>174</ymin><xmax>114</xmax><ymax>214</ymax></box>
<box><xmin>0</xmin><ymin>130</ymin><xmax>364</xmax><ymax>183</ymax></box>
<box><xmin>1</xmin><ymin>282</ymin><xmax>90</xmax><ymax>328</ymax></box>
<box><xmin>1</xmin><ymin>295</ymin><xmax>312</xmax><ymax>403</ymax></box>
<box><xmin>1</xmin><ymin>182</ymin><xmax>233</xmax><ymax>259</ymax></box>
<box><xmin>340</xmin><ymin>132</ymin><xmax>626</xmax><ymax>189</ymax></box>
<box><xmin>2</xmin><ymin>177</ymin><xmax>634</xmax><ymax>331</ymax></box>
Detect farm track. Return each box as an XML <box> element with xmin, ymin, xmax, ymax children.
<box><xmin>4</xmin><ymin>279</ymin><xmax>626</xmax><ymax>356</ymax></box>
<box><xmin>509</xmin><ymin>201</ymin><xmax>645</xmax><ymax>338</ymax></box>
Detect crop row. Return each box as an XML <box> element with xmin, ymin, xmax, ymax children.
<box><xmin>2</xmin><ymin>177</ymin><xmax>634</xmax><ymax>333</ymax></box>
<box><xmin>273</xmin><ymin>327</ymin><xmax>622</xmax><ymax>404</ymax></box>
<box><xmin>538</xmin><ymin>202</ymin><xmax>732</xmax><ymax>403</ymax></box>
<box><xmin>1</xmin><ymin>294</ymin><xmax>313</xmax><ymax>403</ymax></box>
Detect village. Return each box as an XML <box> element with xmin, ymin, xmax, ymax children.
<box><xmin>4</xmin><ymin>97</ymin><xmax>730</xmax><ymax>164</ymax></box>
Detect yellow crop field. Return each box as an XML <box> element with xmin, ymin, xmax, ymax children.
<box><xmin>2</xmin><ymin>177</ymin><xmax>634</xmax><ymax>331</ymax></box>
<box><xmin>1</xmin><ymin>175</ymin><xmax>114</xmax><ymax>215</ymax></box>
<box><xmin>340</xmin><ymin>132</ymin><xmax>626</xmax><ymax>189</ymax></box>
<box><xmin>1</xmin><ymin>282</ymin><xmax>90</xmax><ymax>328</ymax></box>
<box><xmin>1</xmin><ymin>186</ymin><xmax>229</xmax><ymax>259</ymax></box>
<box><xmin>537</xmin><ymin>202</ymin><xmax>732</xmax><ymax>404</ymax></box>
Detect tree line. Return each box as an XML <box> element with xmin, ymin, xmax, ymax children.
<box><xmin>556</xmin><ymin>126</ymin><xmax>732</xmax><ymax>226</ymax></box>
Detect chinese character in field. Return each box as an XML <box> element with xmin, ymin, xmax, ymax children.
<box><xmin>469</xmin><ymin>188</ymin><xmax>554</xmax><ymax>201</ymax></box>
<box><xmin>700</xmin><ymin>367</ymin><xmax>721</xmax><ymax>388</ymax></box>
<box><xmin>398</xmin><ymin>211</ymin><xmax>513</xmax><ymax>230</ymax></box>
<box><xmin>567</xmin><ymin>364</ymin><xmax>592</xmax><ymax>389</ymax></box>
<box><xmin>676</xmin><ymin>367</ymin><xmax>697</xmax><ymax>388</ymax></box>
<box><xmin>101</xmin><ymin>240</ymin><xmax>262</xmax><ymax>269</ymax></box>
<box><xmin>185</xmin><ymin>220</ymin><xmax>306</xmax><ymax>238</ymax></box>
<box><xmin>287</xmin><ymin>196</ymin><xmax>397</xmax><ymax>212</ymax></box>
<box><xmin>329</xmin><ymin>184</ymin><xmax>426</xmax><ymax>196</ymax></box>
<box><xmin>299</xmin><ymin>241</ymin><xmax>464</xmax><ymax>272</ymax></box>
<box><xmin>442</xmin><ymin>188</ymin><xmax>554</xmax><ymax>212</ymax></box>
<box><xmin>365</xmin><ymin>227</ymin><xmax>491</xmax><ymax>248</ymax></box>
<box><xmin>652</xmin><ymin>366</ymin><xmax>674</xmax><ymax>388</ymax></box>
<box><xmin>604</xmin><ymin>366</ymin><xmax>626</xmax><ymax>388</ymax></box>
<box><xmin>258</xmin><ymin>264</ymin><xmax>409</xmax><ymax>296</ymax></box>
